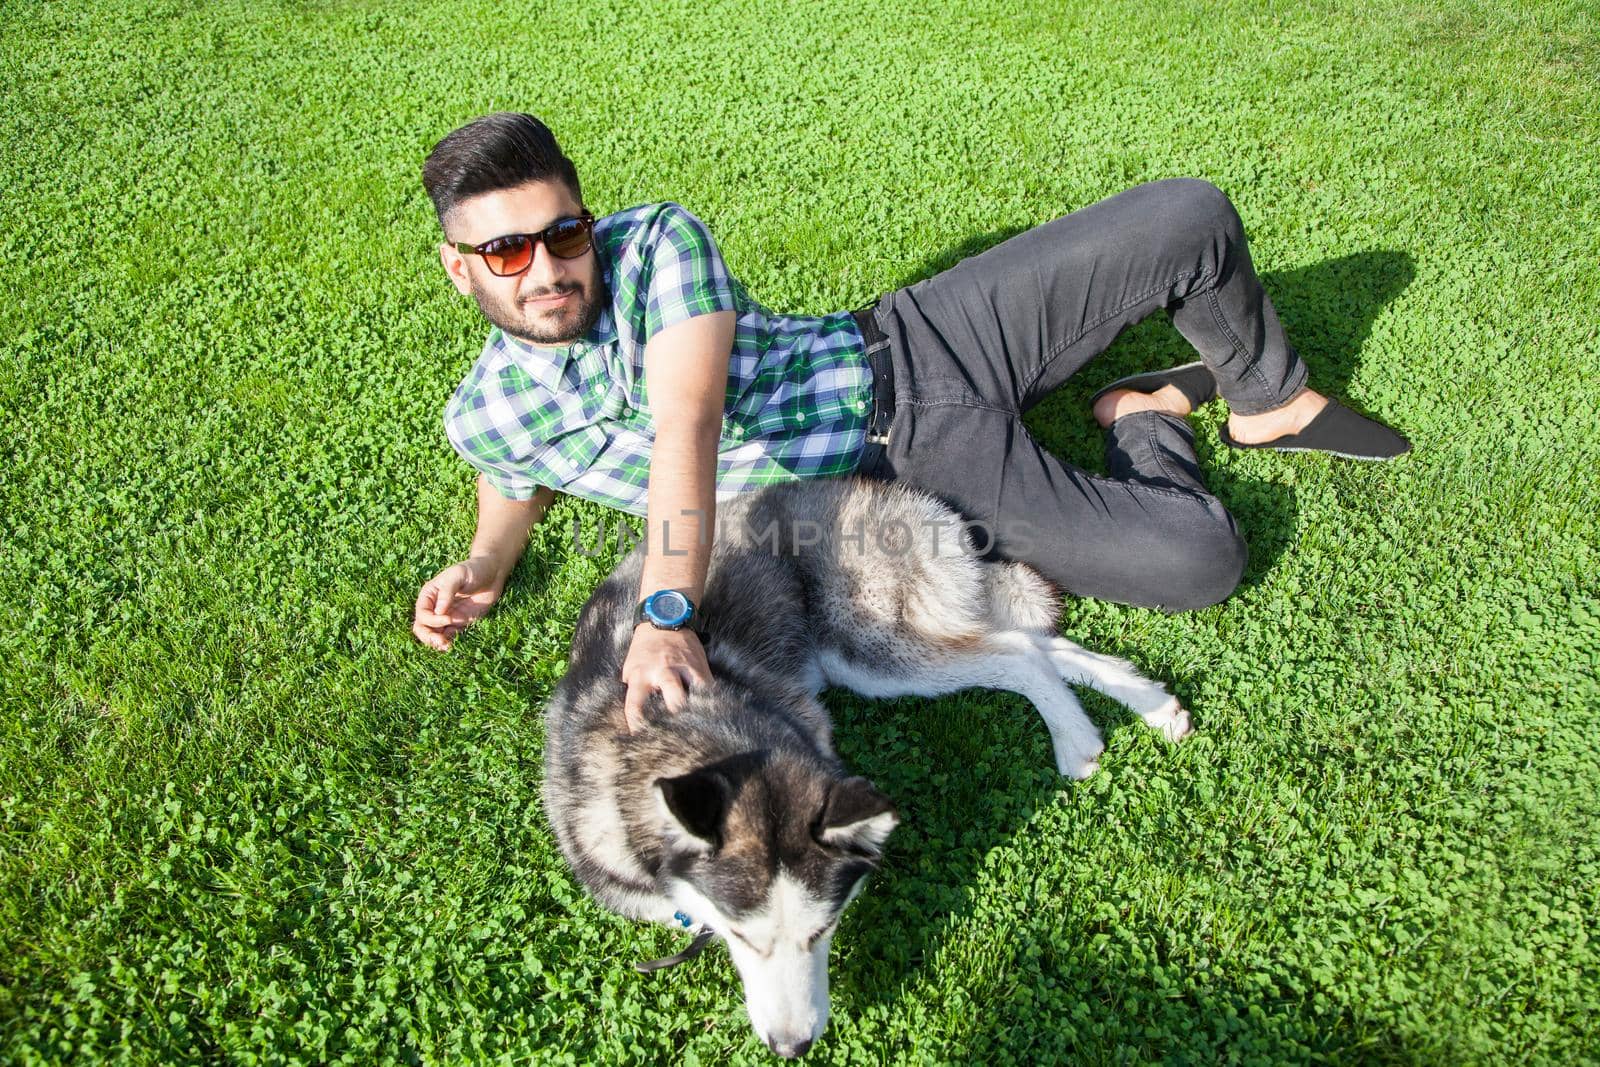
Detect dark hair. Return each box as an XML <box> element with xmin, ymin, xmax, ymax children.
<box><xmin>421</xmin><ymin>112</ymin><xmax>583</xmax><ymax>235</ymax></box>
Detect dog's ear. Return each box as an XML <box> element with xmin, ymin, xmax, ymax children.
<box><xmin>655</xmin><ymin>769</ymin><xmax>731</xmax><ymax>853</ymax></box>
<box><xmin>814</xmin><ymin>776</ymin><xmax>898</xmax><ymax>858</ymax></box>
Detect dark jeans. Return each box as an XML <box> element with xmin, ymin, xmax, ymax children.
<box><xmin>855</xmin><ymin>178</ymin><xmax>1308</xmax><ymax>612</ymax></box>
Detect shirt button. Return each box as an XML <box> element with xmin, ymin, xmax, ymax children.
<box><xmin>796</xmin><ymin>412</ymin><xmax>807</xmax><ymax>424</ymax></box>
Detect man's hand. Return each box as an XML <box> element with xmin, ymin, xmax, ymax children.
<box><xmin>413</xmin><ymin>559</ymin><xmax>503</xmax><ymax>651</ymax></box>
<box><xmin>621</xmin><ymin>624</ymin><xmax>712</xmax><ymax>731</ymax></box>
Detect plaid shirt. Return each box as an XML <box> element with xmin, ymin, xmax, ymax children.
<box><xmin>442</xmin><ymin>202</ymin><xmax>873</xmax><ymax>516</ymax></box>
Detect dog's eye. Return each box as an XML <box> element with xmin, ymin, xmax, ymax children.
<box><xmin>804</xmin><ymin>920</ymin><xmax>839</xmax><ymax>949</ymax></box>
<box><xmin>726</xmin><ymin>929</ymin><xmax>774</xmax><ymax>957</ymax></box>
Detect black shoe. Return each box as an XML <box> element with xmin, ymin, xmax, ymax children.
<box><xmin>1090</xmin><ymin>360</ymin><xmax>1218</xmax><ymax>413</ymax></box>
<box><xmin>1217</xmin><ymin>397</ymin><xmax>1411</xmax><ymax>461</ymax></box>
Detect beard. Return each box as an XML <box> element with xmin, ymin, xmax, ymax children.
<box><xmin>471</xmin><ymin>259</ymin><xmax>606</xmax><ymax>347</ymax></box>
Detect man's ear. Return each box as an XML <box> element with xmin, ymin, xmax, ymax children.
<box><xmin>814</xmin><ymin>776</ymin><xmax>898</xmax><ymax>858</ymax></box>
<box><xmin>438</xmin><ymin>243</ymin><xmax>473</xmax><ymax>296</ymax></box>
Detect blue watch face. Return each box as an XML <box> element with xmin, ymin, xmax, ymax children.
<box><xmin>645</xmin><ymin>590</ymin><xmax>692</xmax><ymax>627</ymax></box>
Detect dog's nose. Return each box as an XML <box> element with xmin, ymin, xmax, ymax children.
<box><xmin>767</xmin><ymin>1036</ymin><xmax>814</xmax><ymax>1058</ymax></box>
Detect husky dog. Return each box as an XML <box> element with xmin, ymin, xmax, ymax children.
<box><xmin>542</xmin><ymin>475</ymin><xmax>1191</xmax><ymax>1057</ymax></box>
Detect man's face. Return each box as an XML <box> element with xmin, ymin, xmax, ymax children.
<box><xmin>439</xmin><ymin>179</ymin><xmax>605</xmax><ymax>348</ymax></box>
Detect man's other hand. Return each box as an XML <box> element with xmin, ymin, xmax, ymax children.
<box><xmin>413</xmin><ymin>559</ymin><xmax>503</xmax><ymax>651</ymax></box>
<box><xmin>621</xmin><ymin>625</ymin><xmax>712</xmax><ymax>731</ymax></box>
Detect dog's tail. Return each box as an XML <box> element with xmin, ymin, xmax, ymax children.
<box><xmin>985</xmin><ymin>561</ymin><xmax>1061</xmax><ymax>633</ymax></box>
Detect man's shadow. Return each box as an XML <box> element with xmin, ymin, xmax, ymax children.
<box><xmin>880</xmin><ymin>229</ymin><xmax>1415</xmax><ymax>592</ymax></box>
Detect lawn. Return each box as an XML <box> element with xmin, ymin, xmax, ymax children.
<box><xmin>2</xmin><ymin>0</ymin><xmax>1598</xmax><ymax>1062</ymax></box>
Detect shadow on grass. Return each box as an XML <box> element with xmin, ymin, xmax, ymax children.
<box><xmin>884</xmin><ymin>225</ymin><xmax>1415</xmax><ymax>412</ymax></box>
<box><xmin>822</xmin><ymin>691</ymin><xmax>1411</xmax><ymax>1061</ymax></box>
<box><xmin>877</xmin><ymin>227</ymin><xmax>1415</xmax><ymax>594</ymax></box>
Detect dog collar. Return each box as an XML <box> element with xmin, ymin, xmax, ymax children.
<box><xmin>634</xmin><ymin>912</ymin><xmax>715</xmax><ymax>974</ymax></box>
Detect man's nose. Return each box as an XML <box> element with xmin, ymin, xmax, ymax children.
<box><xmin>523</xmin><ymin>239</ymin><xmax>568</xmax><ymax>289</ymax></box>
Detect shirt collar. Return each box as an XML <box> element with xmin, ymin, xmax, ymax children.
<box><xmin>590</xmin><ymin>261</ymin><xmax>619</xmax><ymax>348</ymax></box>
<box><xmin>586</xmin><ymin>301</ymin><xmax>618</xmax><ymax>349</ymax></box>
<box><xmin>496</xmin><ymin>300</ymin><xmax>618</xmax><ymax>393</ymax></box>
<box><xmin>498</xmin><ymin>330</ymin><xmax>572</xmax><ymax>393</ymax></box>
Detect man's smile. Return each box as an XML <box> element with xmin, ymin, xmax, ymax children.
<box><xmin>528</xmin><ymin>290</ymin><xmax>576</xmax><ymax>307</ymax></box>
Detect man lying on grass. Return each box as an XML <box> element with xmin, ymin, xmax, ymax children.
<box><xmin>410</xmin><ymin>111</ymin><xmax>1409</xmax><ymax>727</ymax></box>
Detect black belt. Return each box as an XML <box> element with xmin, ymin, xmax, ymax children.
<box><xmin>851</xmin><ymin>302</ymin><xmax>895</xmax><ymax>447</ymax></box>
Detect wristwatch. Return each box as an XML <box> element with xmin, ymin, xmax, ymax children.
<box><xmin>637</xmin><ymin>589</ymin><xmax>696</xmax><ymax>631</ymax></box>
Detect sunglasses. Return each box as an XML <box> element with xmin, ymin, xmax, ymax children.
<box><xmin>454</xmin><ymin>212</ymin><xmax>596</xmax><ymax>276</ymax></box>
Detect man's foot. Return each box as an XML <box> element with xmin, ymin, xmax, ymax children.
<box><xmin>1092</xmin><ymin>384</ymin><xmax>1194</xmax><ymax>429</ymax></box>
<box><xmin>1224</xmin><ymin>387</ymin><xmax>1329</xmax><ymax>444</ymax></box>
<box><xmin>1219</xmin><ymin>389</ymin><xmax>1411</xmax><ymax>460</ymax></box>
<box><xmin>1095</xmin><ymin>378</ymin><xmax>1410</xmax><ymax>460</ymax></box>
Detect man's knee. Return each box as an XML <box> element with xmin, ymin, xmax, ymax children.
<box><xmin>1153</xmin><ymin>518</ymin><xmax>1248</xmax><ymax>612</ymax></box>
<box><xmin>1148</xmin><ymin>177</ymin><xmax>1247</xmax><ymax>251</ymax></box>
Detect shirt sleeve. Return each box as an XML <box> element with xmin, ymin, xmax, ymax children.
<box><xmin>443</xmin><ymin>395</ymin><xmax>544</xmax><ymax>502</ymax></box>
<box><xmin>640</xmin><ymin>202</ymin><xmax>740</xmax><ymax>341</ymax></box>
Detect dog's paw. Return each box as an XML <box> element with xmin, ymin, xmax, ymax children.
<box><xmin>1067</xmin><ymin>758</ymin><xmax>1101</xmax><ymax>780</ymax></box>
<box><xmin>1140</xmin><ymin>697</ymin><xmax>1193</xmax><ymax>742</ymax></box>
<box><xmin>1056</xmin><ymin>738</ymin><xmax>1105</xmax><ymax>779</ymax></box>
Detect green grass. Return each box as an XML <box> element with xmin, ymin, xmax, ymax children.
<box><xmin>3</xmin><ymin>0</ymin><xmax>1598</xmax><ymax>1061</ymax></box>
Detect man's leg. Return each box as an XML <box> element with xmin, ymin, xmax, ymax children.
<box><xmin>873</xmin><ymin>177</ymin><xmax>1307</xmax><ymax>418</ymax></box>
<box><xmin>855</xmin><ymin>177</ymin><xmax>1311</xmax><ymax>609</ymax></box>
<box><xmin>869</xmin><ymin>398</ymin><xmax>1247</xmax><ymax>612</ymax></box>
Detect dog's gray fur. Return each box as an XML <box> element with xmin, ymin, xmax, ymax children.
<box><xmin>542</xmin><ymin>475</ymin><xmax>1191</xmax><ymax>1057</ymax></box>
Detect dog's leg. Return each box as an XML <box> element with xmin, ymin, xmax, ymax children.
<box><xmin>1032</xmin><ymin>634</ymin><xmax>1193</xmax><ymax>742</ymax></box>
<box><xmin>820</xmin><ymin>631</ymin><xmax>1106</xmax><ymax>778</ymax></box>
<box><xmin>1012</xmin><ymin>666</ymin><xmax>1108</xmax><ymax>780</ymax></box>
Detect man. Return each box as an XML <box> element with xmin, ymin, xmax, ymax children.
<box><xmin>410</xmin><ymin>112</ymin><xmax>1408</xmax><ymax>728</ymax></box>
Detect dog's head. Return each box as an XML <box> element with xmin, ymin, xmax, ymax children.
<box><xmin>653</xmin><ymin>753</ymin><xmax>897</xmax><ymax>1058</ymax></box>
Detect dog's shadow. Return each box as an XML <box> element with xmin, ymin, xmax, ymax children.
<box><xmin>820</xmin><ymin>686</ymin><xmax>1418</xmax><ymax>1059</ymax></box>
<box><xmin>820</xmin><ymin>687</ymin><xmax>1061</xmax><ymax>991</ymax></box>
<box><xmin>882</xmin><ymin>229</ymin><xmax>1415</xmax><ymax>594</ymax></box>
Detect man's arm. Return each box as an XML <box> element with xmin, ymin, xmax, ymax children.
<box><xmin>620</xmin><ymin>308</ymin><xmax>735</xmax><ymax>728</ymax></box>
<box><xmin>469</xmin><ymin>474</ymin><xmax>556</xmax><ymax>591</ymax></box>
<box><xmin>413</xmin><ymin>475</ymin><xmax>555</xmax><ymax>651</ymax></box>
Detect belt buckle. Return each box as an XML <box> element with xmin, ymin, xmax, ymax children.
<box><xmin>865</xmin><ymin>430</ymin><xmax>891</xmax><ymax>446</ymax></box>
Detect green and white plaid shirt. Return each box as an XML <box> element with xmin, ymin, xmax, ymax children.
<box><xmin>443</xmin><ymin>202</ymin><xmax>873</xmax><ymax>516</ymax></box>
